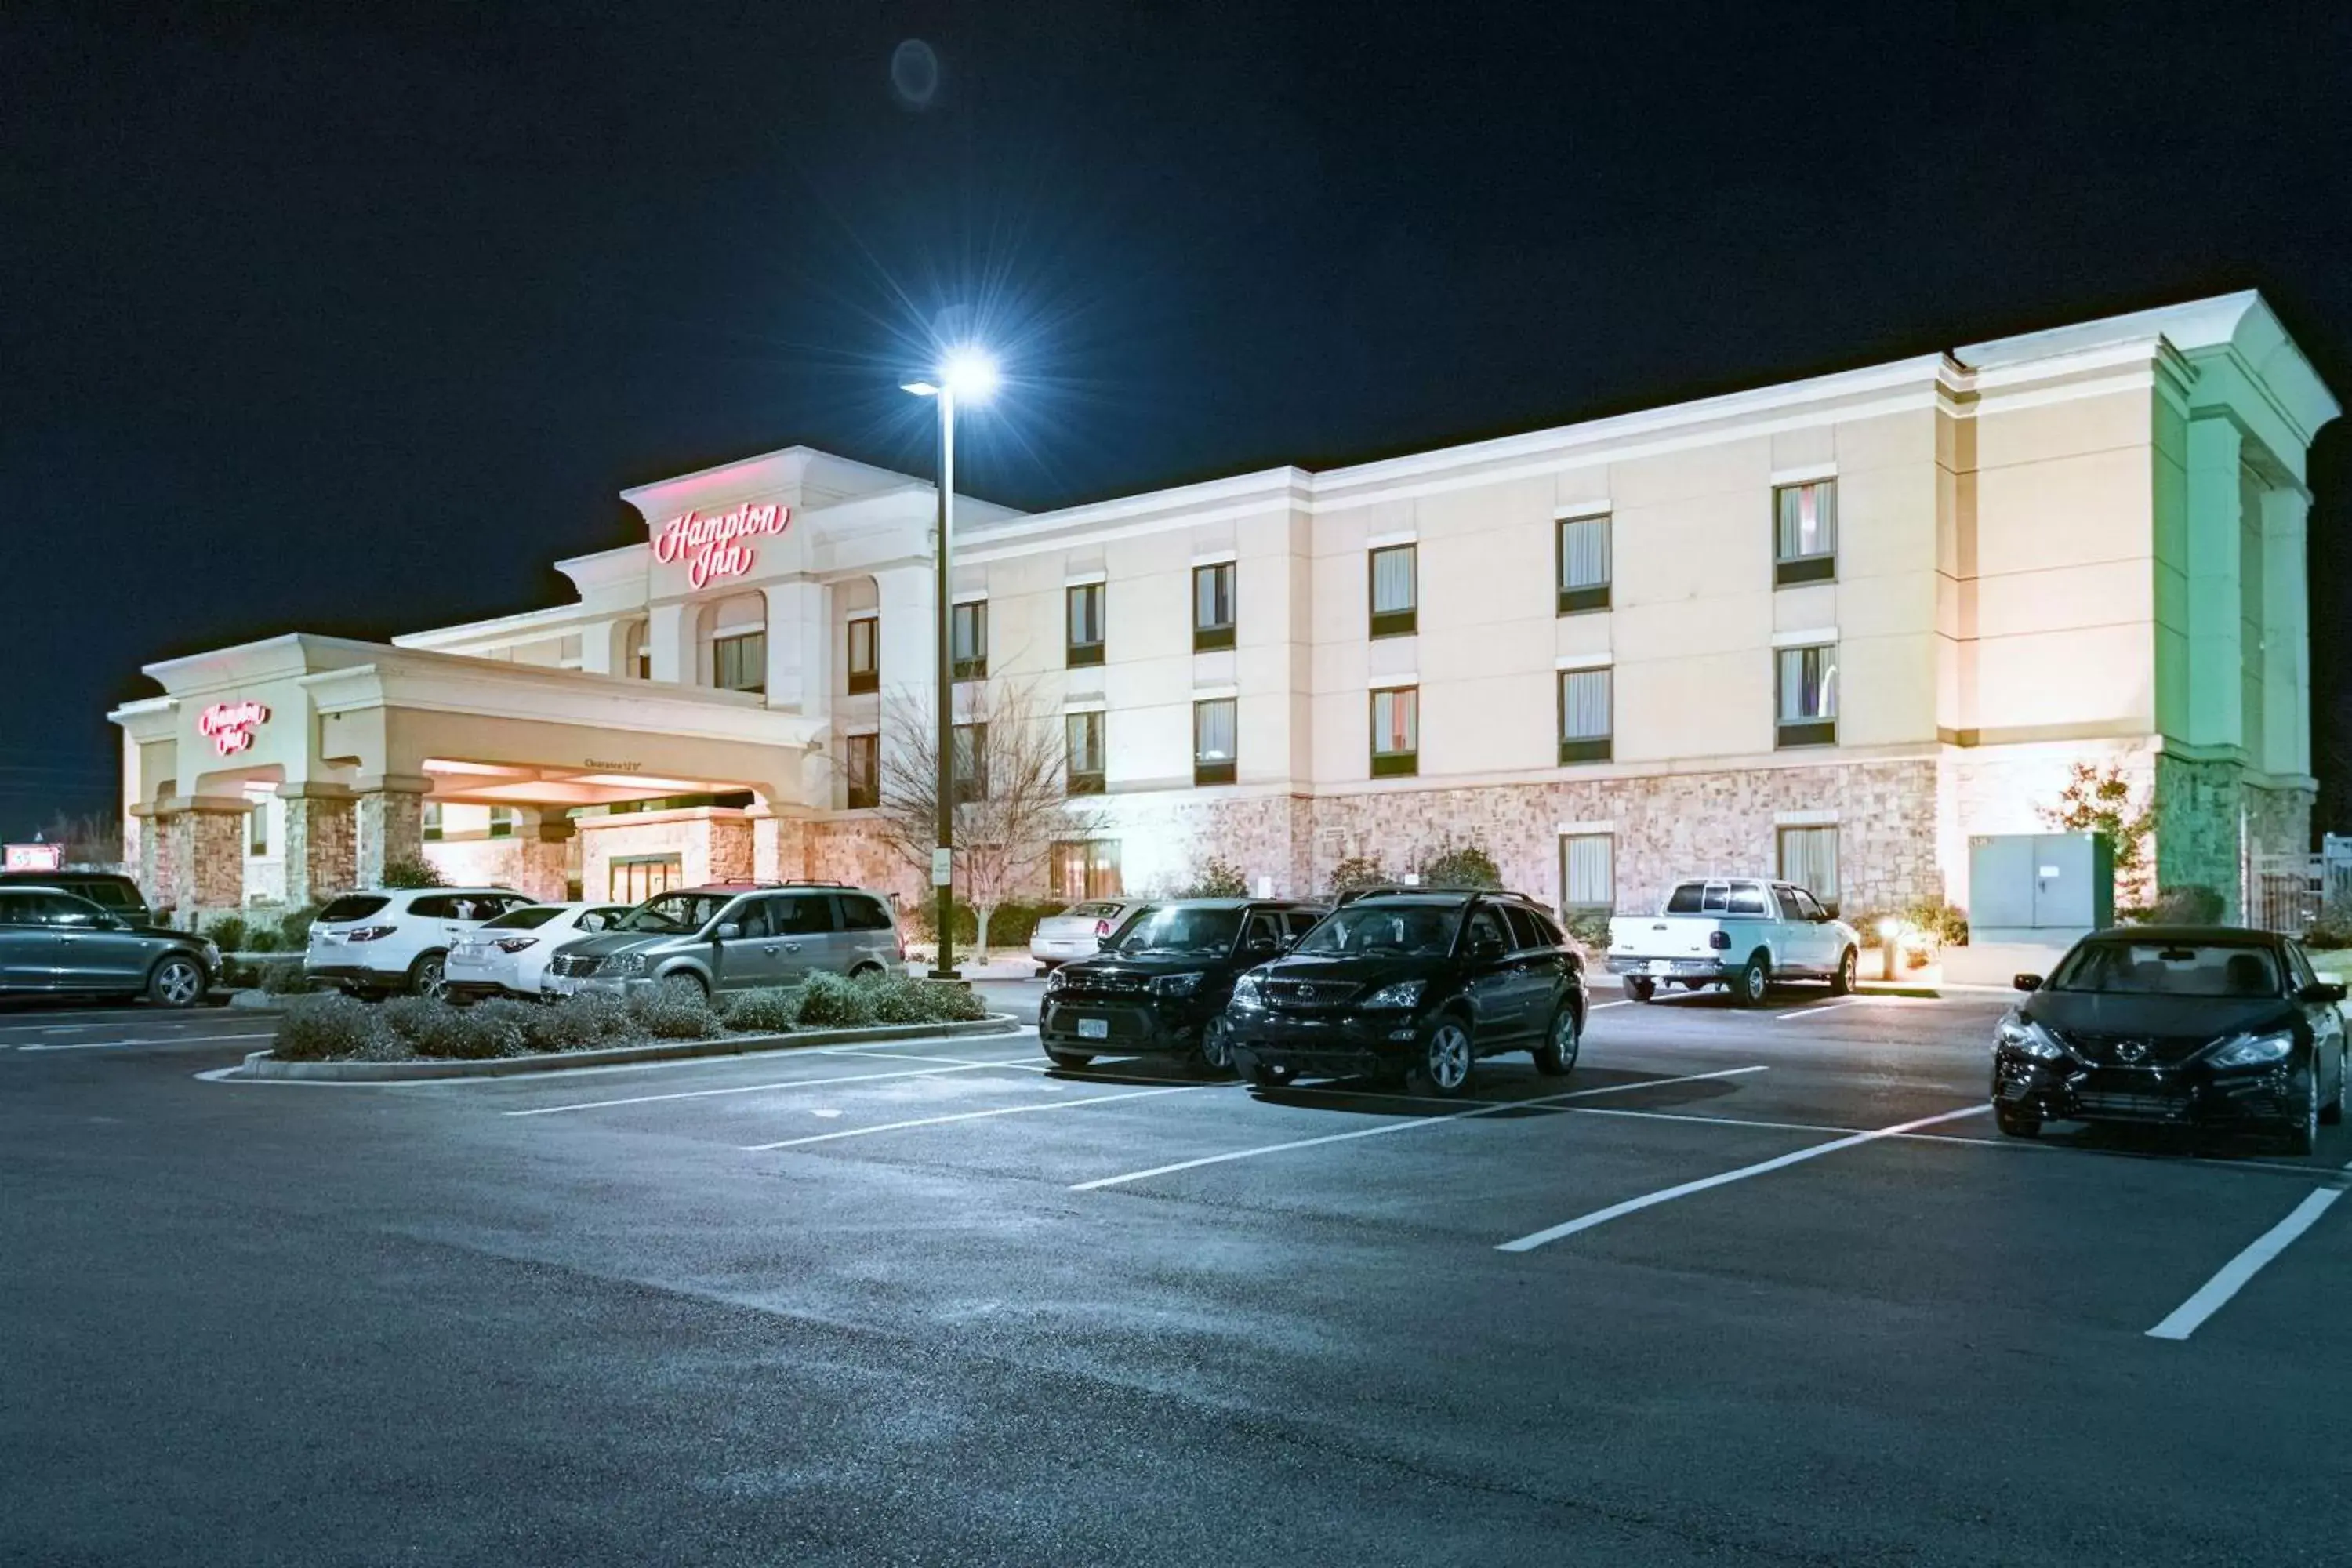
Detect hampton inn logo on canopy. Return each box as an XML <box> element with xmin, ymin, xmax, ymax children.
<box><xmin>652</xmin><ymin>503</ymin><xmax>792</xmax><ymax>590</ymax></box>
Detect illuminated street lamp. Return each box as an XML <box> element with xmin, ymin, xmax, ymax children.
<box><xmin>902</xmin><ymin>347</ymin><xmax>999</xmax><ymax>978</ymax></box>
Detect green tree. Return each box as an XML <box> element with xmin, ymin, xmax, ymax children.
<box><xmin>1417</xmin><ymin>838</ymin><xmax>1503</xmax><ymax>890</ymax></box>
<box><xmin>1327</xmin><ymin>854</ymin><xmax>1388</xmax><ymax>897</ymax></box>
<box><xmin>1175</xmin><ymin>856</ymin><xmax>1250</xmax><ymax>898</ymax></box>
<box><xmin>2040</xmin><ymin>760</ymin><xmax>2155</xmax><ymax>910</ymax></box>
<box><xmin>379</xmin><ymin>855</ymin><xmax>447</xmax><ymax>890</ymax></box>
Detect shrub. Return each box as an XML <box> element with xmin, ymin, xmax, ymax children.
<box><xmin>1174</xmin><ymin>857</ymin><xmax>1250</xmax><ymax>898</ymax></box>
<box><xmin>273</xmin><ymin>993</ymin><xmax>403</xmax><ymax>1062</ymax></box>
<box><xmin>379</xmin><ymin>855</ymin><xmax>446</xmax><ymax>890</ymax></box>
<box><xmin>1417</xmin><ymin>839</ymin><xmax>1503</xmax><ymax>891</ymax></box>
<box><xmin>260</xmin><ymin>960</ymin><xmax>320</xmax><ymax>996</ymax></box>
<box><xmin>626</xmin><ymin>985</ymin><xmax>724</xmax><ymax>1040</ymax></box>
<box><xmin>206</xmin><ymin>914</ymin><xmax>250</xmax><ymax>953</ymax></box>
<box><xmin>720</xmin><ymin>988</ymin><xmax>800</xmax><ymax>1035</ymax></box>
<box><xmin>1561</xmin><ymin>909</ymin><xmax>1613</xmax><ymax>951</ymax></box>
<box><xmin>902</xmin><ymin>897</ymin><xmax>1061</xmax><ymax>948</ymax></box>
<box><xmin>1327</xmin><ymin>854</ymin><xmax>1388</xmax><ymax>898</ymax></box>
<box><xmin>863</xmin><ymin>975</ymin><xmax>988</xmax><ymax>1025</ymax></box>
<box><xmin>1900</xmin><ymin>895</ymin><xmax>1969</xmax><ymax>949</ymax></box>
<box><xmin>277</xmin><ymin>904</ymin><xmax>324</xmax><ymax>947</ymax></box>
<box><xmin>525</xmin><ymin>991</ymin><xmax>636</xmax><ymax>1052</ymax></box>
<box><xmin>792</xmin><ymin>971</ymin><xmax>878</xmax><ymax>1029</ymax></box>
<box><xmin>245</xmin><ymin>926</ymin><xmax>285</xmax><ymax>954</ymax></box>
<box><xmin>467</xmin><ymin>999</ymin><xmax>539</xmax><ymax>1058</ymax></box>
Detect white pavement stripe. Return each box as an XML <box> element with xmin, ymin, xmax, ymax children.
<box><xmin>2145</xmin><ymin>1187</ymin><xmax>2345</xmax><ymax>1341</ymax></box>
<box><xmin>741</xmin><ymin>1083</ymin><xmax>1220</xmax><ymax>1151</ymax></box>
<box><xmin>1775</xmin><ymin>999</ymin><xmax>1861</xmax><ymax>1022</ymax></box>
<box><xmin>1588</xmin><ymin>1000</ymin><xmax>1632</xmax><ymax>1011</ymax></box>
<box><xmin>17</xmin><ymin>1032</ymin><xmax>276</xmax><ymax>1052</ymax></box>
<box><xmin>1495</xmin><ymin>1102</ymin><xmax>1992</xmax><ymax>1251</ymax></box>
<box><xmin>1070</xmin><ymin>1066</ymin><xmax>1769</xmax><ymax>1192</ymax></box>
<box><xmin>503</xmin><ymin>1059</ymin><xmax>1022</xmax><ymax>1116</ymax></box>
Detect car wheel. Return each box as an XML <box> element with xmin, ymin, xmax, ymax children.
<box><xmin>1410</xmin><ymin>1016</ymin><xmax>1475</xmax><ymax>1098</ymax></box>
<box><xmin>1197</xmin><ymin>1015</ymin><xmax>1237</xmax><ymax>1076</ymax></box>
<box><xmin>1733</xmin><ymin>954</ymin><xmax>1769</xmax><ymax>1007</ymax></box>
<box><xmin>1994</xmin><ymin>1102</ymin><xmax>2041</xmax><ymax>1139</ymax></box>
<box><xmin>1830</xmin><ymin>947</ymin><xmax>1857</xmax><ymax>996</ymax></box>
<box><xmin>849</xmin><ymin>962</ymin><xmax>884</xmax><ymax>982</ymax></box>
<box><xmin>407</xmin><ymin>952</ymin><xmax>448</xmax><ymax>1001</ymax></box>
<box><xmin>2321</xmin><ymin>1046</ymin><xmax>2347</xmax><ymax>1127</ymax></box>
<box><xmin>2283</xmin><ymin>1065</ymin><xmax>2319</xmax><ymax>1156</ymax></box>
<box><xmin>1246</xmin><ymin>1060</ymin><xmax>1296</xmax><ymax>1087</ymax></box>
<box><xmin>147</xmin><ymin>955</ymin><xmax>205</xmax><ymax>1009</ymax></box>
<box><xmin>1046</xmin><ymin>1047</ymin><xmax>1094</xmax><ymax>1070</ymax></box>
<box><xmin>1627</xmin><ymin>977</ymin><xmax>1657</xmax><ymax>1004</ymax></box>
<box><xmin>1533</xmin><ymin>1005</ymin><xmax>1580</xmax><ymax>1076</ymax></box>
<box><xmin>661</xmin><ymin>971</ymin><xmax>710</xmax><ymax>1002</ymax></box>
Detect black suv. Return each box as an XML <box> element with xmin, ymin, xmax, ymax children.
<box><xmin>0</xmin><ymin>870</ymin><xmax>151</xmax><ymax>926</ymax></box>
<box><xmin>1040</xmin><ymin>898</ymin><xmax>1327</xmax><ymax>1073</ymax></box>
<box><xmin>1224</xmin><ymin>890</ymin><xmax>1587</xmax><ymax>1097</ymax></box>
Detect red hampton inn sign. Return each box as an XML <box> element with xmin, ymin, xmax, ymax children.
<box><xmin>198</xmin><ymin>700</ymin><xmax>270</xmax><ymax>757</ymax></box>
<box><xmin>652</xmin><ymin>503</ymin><xmax>791</xmax><ymax>590</ymax></box>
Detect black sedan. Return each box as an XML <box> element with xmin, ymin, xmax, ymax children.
<box><xmin>1991</xmin><ymin>925</ymin><xmax>2349</xmax><ymax>1153</ymax></box>
<box><xmin>1040</xmin><ymin>899</ymin><xmax>1327</xmax><ymax>1073</ymax></box>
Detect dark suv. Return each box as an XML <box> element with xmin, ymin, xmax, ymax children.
<box><xmin>1040</xmin><ymin>898</ymin><xmax>1327</xmax><ymax>1073</ymax></box>
<box><xmin>1224</xmin><ymin>890</ymin><xmax>1587</xmax><ymax>1097</ymax></box>
<box><xmin>0</xmin><ymin>870</ymin><xmax>151</xmax><ymax>926</ymax></box>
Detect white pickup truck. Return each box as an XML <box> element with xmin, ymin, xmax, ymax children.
<box><xmin>1606</xmin><ymin>877</ymin><xmax>1860</xmax><ymax>1004</ymax></box>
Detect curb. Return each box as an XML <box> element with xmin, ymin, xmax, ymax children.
<box><xmin>234</xmin><ymin>1014</ymin><xmax>1023</xmax><ymax>1082</ymax></box>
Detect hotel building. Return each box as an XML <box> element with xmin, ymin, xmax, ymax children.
<box><xmin>113</xmin><ymin>292</ymin><xmax>2337</xmax><ymax>927</ymax></box>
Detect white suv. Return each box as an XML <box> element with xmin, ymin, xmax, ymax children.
<box><xmin>304</xmin><ymin>887</ymin><xmax>535</xmax><ymax>1000</ymax></box>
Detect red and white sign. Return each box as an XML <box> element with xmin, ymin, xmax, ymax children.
<box><xmin>652</xmin><ymin>503</ymin><xmax>791</xmax><ymax>591</ymax></box>
<box><xmin>4</xmin><ymin>842</ymin><xmax>64</xmax><ymax>873</ymax></box>
<box><xmin>198</xmin><ymin>700</ymin><xmax>271</xmax><ymax>757</ymax></box>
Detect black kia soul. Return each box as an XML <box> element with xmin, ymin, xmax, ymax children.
<box><xmin>1040</xmin><ymin>899</ymin><xmax>1328</xmax><ymax>1073</ymax></box>
<box><xmin>1225</xmin><ymin>890</ymin><xmax>1587</xmax><ymax>1097</ymax></box>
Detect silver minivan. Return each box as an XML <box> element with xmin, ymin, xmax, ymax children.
<box><xmin>544</xmin><ymin>882</ymin><xmax>903</xmax><ymax>999</ymax></box>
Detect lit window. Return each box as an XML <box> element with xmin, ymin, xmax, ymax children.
<box><xmin>844</xmin><ymin>732</ymin><xmax>879</xmax><ymax>810</ymax></box>
<box><xmin>1560</xmin><ymin>834</ymin><xmax>1614</xmax><ymax>913</ymax></box>
<box><xmin>422</xmin><ymin>803</ymin><xmax>444</xmax><ymax>842</ymax></box>
<box><xmin>953</xmin><ymin>722</ymin><xmax>988</xmax><ymax>803</ymax></box>
<box><xmin>951</xmin><ymin>601</ymin><xmax>988</xmax><ymax>681</ymax></box>
<box><xmin>846</xmin><ymin>616</ymin><xmax>878</xmax><ymax>695</ymax></box>
<box><xmin>1051</xmin><ymin>840</ymin><xmax>1123</xmax><ymax>900</ymax></box>
<box><xmin>1777</xmin><ymin>826</ymin><xmax>1839</xmax><ymax>913</ymax></box>
<box><xmin>1773</xmin><ymin>481</ymin><xmax>1838</xmax><ymax>586</ymax></box>
<box><xmin>1066</xmin><ymin>583</ymin><xmax>1105</xmax><ymax>668</ymax></box>
<box><xmin>1193</xmin><ymin>563</ymin><xmax>1236</xmax><ymax>652</ymax></box>
<box><xmin>1558</xmin><ymin>516</ymin><xmax>1611</xmax><ymax>614</ymax></box>
<box><xmin>1193</xmin><ymin>699</ymin><xmax>1236</xmax><ymax>786</ymax></box>
<box><xmin>1370</xmin><ymin>686</ymin><xmax>1418</xmax><ymax>778</ymax></box>
<box><xmin>610</xmin><ymin>855</ymin><xmax>681</xmax><ymax>902</ymax></box>
<box><xmin>1369</xmin><ymin>545</ymin><xmax>1417</xmax><ymax>638</ymax></box>
<box><xmin>622</xmin><ymin>620</ymin><xmax>650</xmax><ymax>680</ymax></box>
<box><xmin>488</xmin><ymin>806</ymin><xmax>517</xmax><ymax>840</ymax></box>
<box><xmin>247</xmin><ymin>802</ymin><xmax>269</xmax><ymax>858</ymax></box>
<box><xmin>1775</xmin><ymin>644</ymin><xmax>1838</xmax><ymax>747</ymax></box>
<box><xmin>713</xmin><ymin>631</ymin><xmax>766</xmax><ymax>694</ymax></box>
<box><xmin>1066</xmin><ymin>711</ymin><xmax>1105</xmax><ymax>795</ymax></box>
<box><xmin>1558</xmin><ymin>668</ymin><xmax>1613</xmax><ymax>764</ymax></box>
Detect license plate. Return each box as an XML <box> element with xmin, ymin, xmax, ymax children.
<box><xmin>1648</xmin><ymin>960</ymin><xmax>1671</xmax><ymax>975</ymax></box>
<box><xmin>1076</xmin><ymin>1017</ymin><xmax>1109</xmax><ymax>1040</ymax></box>
<box><xmin>548</xmin><ymin>976</ymin><xmax>579</xmax><ymax>996</ymax></box>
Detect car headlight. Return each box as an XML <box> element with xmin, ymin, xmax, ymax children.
<box><xmin>1229</xmin><ymin>973</ymin><xmax>1265</xmax><ymax>1005</ymax></box>
<box><xmin>2207</xmin><ymin>1030</ymin><xmax>2295</xmax><ymax>1069</ymax></box>
<box><xmin>1995</xmin><ymin>1014</ymin><xmax>2067</xmax><ymax>1062</ymax></box>
<box><xmin>601</xmin><ymin>953</ymin><xmax>647</xmax><ymax>977</ymax></box>
<box><xmin>1361</xmin><ymin>979</ymin><xmax>1426</xmax><ymax>1010</ymax></box>
<box><xmin>1152</xmin><ymin>971</ymin><xmax>1205</xmax><ymax>999</ymax></box>
<box><xmin>1044</xmin><ymin>967</ymin><xmax>1069</xmax><ymax>992</ymax></box>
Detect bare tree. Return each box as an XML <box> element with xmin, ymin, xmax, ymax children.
<box><xmin>41</xmin><ymin>810</ymin><xmax>125</xmax><ymax>870</ymax></box>
<box><xmin>873</xmin><ymin>680</ymin><xmax>1107</xmax><ymax>961</ymax></box>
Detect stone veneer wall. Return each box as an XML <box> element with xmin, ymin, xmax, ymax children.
<box><xmin>355</xmin><ymin>789</ymin><xmax>425</xmax><ymax>888</ymax></box>
<box><xmin>2154</xmin><ymin>753</ymin><xmax>2314</xmax><ymax>924</ymax></box>
<box><xmin>422</xmin><ymin>837</ymin><xmax>573</xmax><ymax>902</ymax></box>
<box><xmin>803</xmin><ymin>818</ymin><xmax>924</xmax><ymax>907</ymax></box>
<box><xmin>165</xmin><ymin>808</ymin><xmax>246</xmax><ymax>920</ymax></box>
<box><xmin>575</xmin><ymin>809</ymin><xmax>753</xmax><ymax>902</ymax></box>
<box><xmin>281</xmin><ymin>794</ymin><xmax>357</xmax><ymax>908</ymax></box>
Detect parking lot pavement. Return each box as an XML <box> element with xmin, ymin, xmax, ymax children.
<box><xmin>0</xmin><ymin>998</ymin><xmax>274</xmax><ymax>1055</ymax></box>
<box><xmin>9</xmin><ymin>987</ymin><xmax>2352</xmax><ymax>1564</ymax></box>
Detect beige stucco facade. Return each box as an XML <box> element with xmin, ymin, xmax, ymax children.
<box><xmin>114</xmin><ymin>293</ymin><xmax>2336</xmax><ymax>927</ymax></box>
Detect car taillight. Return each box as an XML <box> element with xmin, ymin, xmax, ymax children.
<box><xmin>1095</xmin><ymin>919</ymin><xmax>1111</xmax><ymax>937</ymax></box>
<box><xmin>344</xmin><ymin>925</ymin><xmax>397</xmax><ymax>942</ymax></box>
<box><xmin>493</xmin><ymin>937</ymin><xmax>540</xmax><ymax>953</ymax></box>
<box><xmin>1708</xmin><ymin>931</ymin><xmax>1731</xmax><ymax>950</ymax></box>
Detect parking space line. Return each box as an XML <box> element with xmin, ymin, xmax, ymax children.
<box><xmin>1588</xmin><ymin>1000</ymin><xmax>1633</xmax><ymax>1011</ymax></box>
<box><xmin>503</xmin><ymin>1058</ymin><xmax>1025</xmax><ymax>1116</ymax></box>
<box><xmin>1495</xmin><ymin>1102</ymin><xmax>1991</xmax><ymax>1251</ymax></box>
<box><xmin>741</xmin><ymin>1083</ymin><xmax>1224</xmax><ymax>1151</ymax></box>
<box><xmin>1069</xmin><ymin>1066</ymin><xmax>1768</xmax><ymax>1192</ymax></box>
<box><xmin>1774</xmin><ymin>999</ymin><xmax>1860</xmax><ymax>1022</ymax></box>
<box><xmin>2146</xmin><ymin>1187</ymin><xmax>2345</xmax><ymax>1341</ymax></box>
<box><xmin>16</xmin><ymin>1031</ymin><xmax>277</xmax><ymax>1052</ymax></box>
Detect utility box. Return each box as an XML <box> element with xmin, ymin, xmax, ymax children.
<box><xmin>1969</xmin><ymin>833</ymin><xmax>2114</xmax><ymax>944</ymax></box>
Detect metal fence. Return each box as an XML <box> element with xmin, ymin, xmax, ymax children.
<box><xmin>2245</xmin><ymin>840</ymin><xmax>2352</xmax><ymax>937</ymax></box>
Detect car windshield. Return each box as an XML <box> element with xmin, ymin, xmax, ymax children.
<box><xmin>2047</xmin><ymin>941</ymin><xmax>2282</xmax><ymax>997</ymax></box>
<box><xmin>483</xmin><ymin>906</ymin><xmax>564</xmax><ymax>931</ymax></box>
<box><xmin>1294</xmin><ymin>903</ymin><xmax>1461</xmax><ymax>957</ymax></box>
<box><xmin>619</xmin><ymin>892</ymin><xmax>733</xmax><ymax>935</ymax></box>
<box><xmin>1113</xmin><ymin>906</ymin><xmax>1244</xmax><ymax>955</ymax></box>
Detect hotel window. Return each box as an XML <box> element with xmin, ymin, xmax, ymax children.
<box><xmin>1558</xmin><ymin>668</ymin><xmax>1613</xmax><ymax>764</ymax></box>
<box><xmin>846</xmin><ymin>616</ymin><xmax>878</xmax><ymax>695</ymax></box>
<box><xmin>1370</xmin><ymin>686</ymin><xmax>1418</xmax><ymax>778</ymax></box>
<box><xmin>1775</xmin><ymin>643</ymin><xmax>1838</xmax><ymax>747</ymax></box>
<box><xmin>1050</xmin><ymin>839</ymin><xmax>1124</xmax><ymax>901</ymax></box>
<box><xmin>1193</xmin><ymin>562</ymin><xmax>1236</xmax><ymax>652</ymax></box>
<box><xmin>1065</xmin><ymin>710</ymin><xmax>1105</xmax><ymax>795</ymax></box>
<box><xmin>1368</xmin><ymin>544</ymin><xmax>1417</xmax><ymax>638</ymax></box>
<box><xmin>844</xmin><ymin>732</ymin><xmax>879</xmax><ymax>810</ymax></box>
<box><xmin>953</xmin><ymin>722</ymin><xmax>988</xmax><ymax>803</ymax></box>
<box><xmin>421</xmin><ymin>803</ymin><xmax>443</xmax><ymax>842</ymax></box>
<box><xmin>247</xmin><ymin>802</ymin><xmax>268</xmax><ymax>858</ymax></box>
<box><xmin>610</xmin><ymin>854</ymin><xmax>681</xmax><ymax>904</ymax></box>
<box><xmin>1777</xmin><ymin>826</ymin><xmax>1840</xmax><ymax>913</ymax></box>
<box><xmin>622</xmin><ymin>620</ymin><xmax>650</xmax><ymax>680</ymax></box>
<box><xmin>1557</xmin><ymin>515</ymin><xmax>1611</xmax><ymax>614</ymax></box>
<box><xmin>713</xmin><ymin>630</ymin><xmax>767</xmax><ymax>694</ymax></box>
<box><xmin>1560</xmin><ymin>833</ymin><xmax>1614</xmax><ymax>913</ymax></box>
<box><xmin>1773</xmin><ymin>480</ymin><xmax>1838</xmax><ymax>586</ymax></box>
<box><xmin>1065</xmin><ymin>583</ymin><xmax>1105</xmax><ymax>668</ymax></box>
<box><xmin>488</xmin><ymin>806</ymin><xmax>516</xmax><ymax>839</ymax></box>
<box><xmin>1193</xmin><ymin>698</ymin><xmax>1237</xmax><ymax>786</ymax></box>
<box><xmin>951</xmin><ymin>601</ymin><xmax>988</xmax><ymax>681</ymax></box>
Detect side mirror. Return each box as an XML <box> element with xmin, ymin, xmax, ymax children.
<box><xmin>2299</xmin><ymin>981</ymin><xmax>2347</xmax><ymax>1005</ymax></box>
<box><xmin>1278</xmin><ymin>934</ymin><xmax>1301</xmax><ymax>953</ymax></box>
<box><xmin>714</xmin><ymin>921</ymin><xmax>742</xmax><ymax>942</ymax></box>
<box><xmin>1095</xmin><ymin>935</ymin><xmax>1113</xmax><ymax>951</ymax></box>
<box><xmin>2013</xmin><ymin>973</ymin><xmax>2043</xmax><ymax>992</ymax></box>
<box><xmin>1243</xmin><ymin>938</ymin><xmax>1278</xmax><ymax>958</ymax></box>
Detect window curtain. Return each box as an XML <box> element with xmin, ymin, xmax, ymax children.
<box><xmin>1779</xmin><ymin>827</ymin><xmax>1839</xmax><ymax>908</ymax></box>
<box><xmin>1559</xmin><ymin>517</ymin><xmax>1610</xmax><ymax>589</ymax></box>
<box><xmin>1195</xmin><ymin>564</ymin><xmax>1233</xmax><ymax>628</ymax></box>
<box><xmin>1777</xmin><ymin>645</ymin><xmax>1837</xmax><ymax>721</ymax></box>
<box><xmin>1559</xmin><ymin>669</ymin><xmax>1611</xmax><ymax>739</ymax></box>
<box><xmin>1067</xmin><ymin>585</ymin><xmax>1102</xmax><ymax>646</ymax></box>
<box><xmin>1195</xmin><ymin>699</ymin><xmax>1236</xmax><ymax>762</ymax></box>
<box><xmin>1371</xmin><ymin>546</ymin><xmax>1416</xmax><ymax>612</ymax></box>
<box><xmin>1373</xmin><ymin>688</ymin><xmax>1418</xmax><ymax>754</ymax></box>
<box><xmin>1776</xmin><ymin>482</ymin><xmax>1837</xmax><ymax>561</ymax></box>
<box><xmin>952</xmin><ymin>603</ymin><xmax>986</xmax><ymax>662</ymax></box>
<box><xmin>1066</xmin><ymin>712</ymin><xmax>1103</xmax><ymax>773</ymax></box>
<box><xmin>848</xmin><ymin>618</ymin><xmax>877</xmax><ymax>673</ymax></box>
<box><xmin>1563</xmin><ymin>836</ymin><xmax>1613</xmax><ymax>908</ymax></box>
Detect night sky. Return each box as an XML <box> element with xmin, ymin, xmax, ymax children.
<box><xmin>5</xmin><ymin>2</ymin><xmax>2349</xmax><ymax>838</ymax></box>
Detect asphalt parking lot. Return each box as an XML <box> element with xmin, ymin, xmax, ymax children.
<box><xmin>5</xmin><ymin>982</ymin><xmax>2348</xmax><ymax>1566</ymax></box>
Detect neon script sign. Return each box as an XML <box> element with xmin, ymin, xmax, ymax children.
<box><xmin>198</xmin><ymin>701</ymin><xmax>270</xmax><ymax>757</ymax></box>
<box><xmin>652</xmin><ymin>503</ymin><xmax>791</xmax><ymax>590</ymax></box>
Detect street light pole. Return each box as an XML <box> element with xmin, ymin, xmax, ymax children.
<box><xmin>931</xmin><ymin>383</ymin><xmax>957</xmax><ymax>981</ymax></box>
